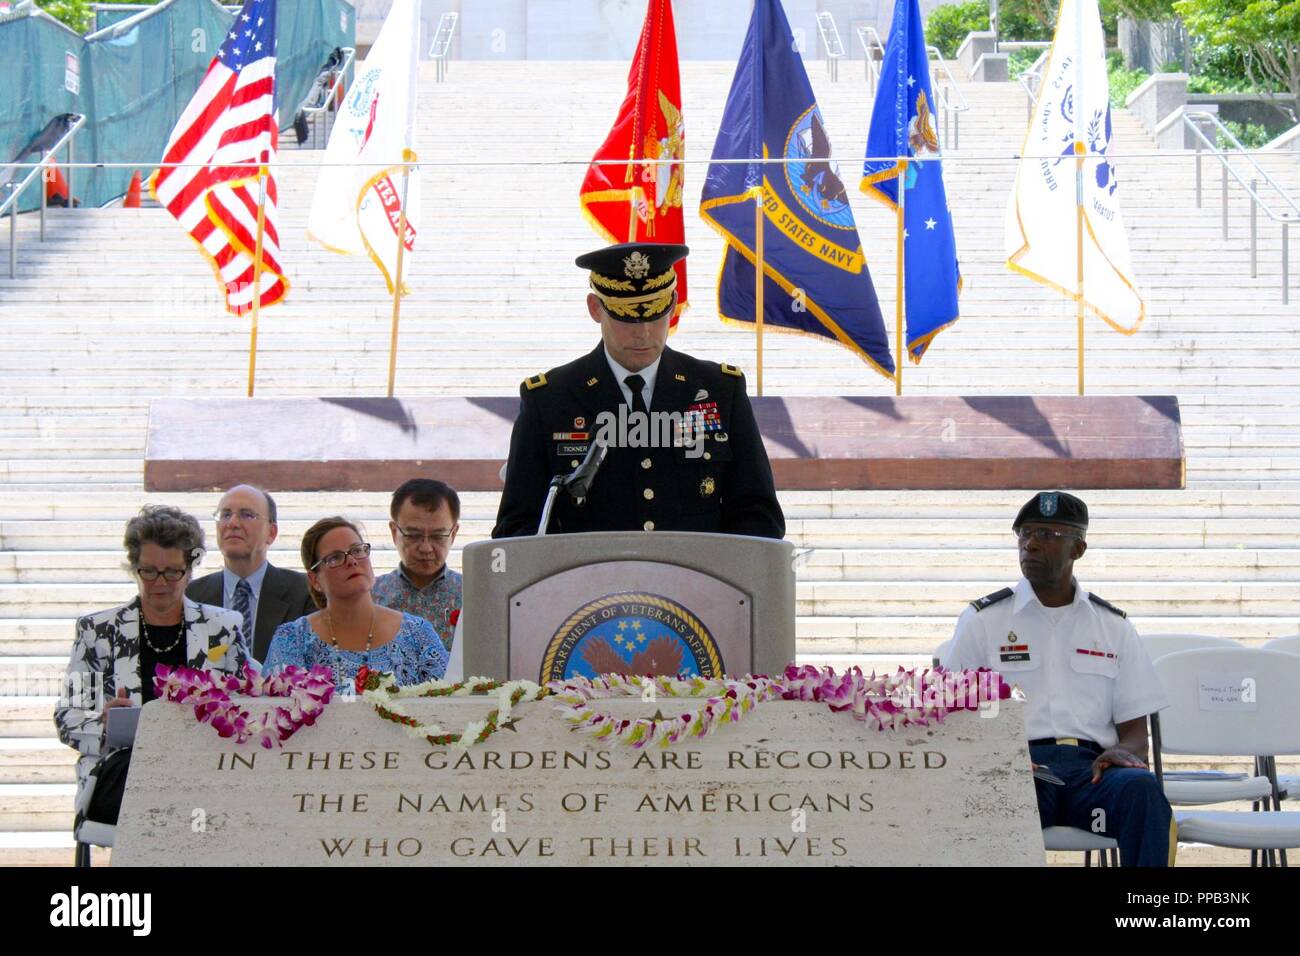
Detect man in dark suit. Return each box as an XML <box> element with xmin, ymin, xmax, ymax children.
<box><xmin>492</xmin><ymin>242</ymin><xmax>784</xmax><ymax>540</ymax></box>
<box><xmin>187</xmin><ymin>484</ymin><xmax>316</xmax><ymax>662</ymax></box>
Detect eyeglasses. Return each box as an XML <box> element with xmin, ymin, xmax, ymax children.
<box><xmin>1016</xmin><ymin>527</ymin><xmax>1079</xmax><ymax>543</ymax></box>
<box><xmin>311</xmin><ymin>542</ymin><xmax>372</xmax><ymax>571</ymax></box>
<box><xmin>395</xmin><ymin>527</ymin><xmax>455</xmax><ymax>546</ymax></box>
<box><xmin>214</xmin><ymin>508</ymin><xmax>263</xmax><ymax>524</ymax></box>
<box><xmin>136</xmin><ymin>566</ymin><xmax>188</xmax><ymax>582</ymax></box>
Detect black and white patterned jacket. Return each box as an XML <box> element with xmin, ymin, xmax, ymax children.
<box><xmin>54</xmin><ymin>597</ymin><xmax>252</xmax><ymax>787</ymax></box>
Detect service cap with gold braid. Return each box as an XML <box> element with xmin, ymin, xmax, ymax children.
<box><xmin>577</xmin><ymin>242</ymin><xmax>689</xmax><ymax>323</ymax></box>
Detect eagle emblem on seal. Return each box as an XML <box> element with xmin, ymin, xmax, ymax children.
<box><xmin>623</xmin><ymin>251</ymin><xmax>651</xmax><ymax>279</ymax></box>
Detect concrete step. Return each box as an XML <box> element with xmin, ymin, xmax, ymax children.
<box><xmin>17</xmin><ymin>579</ymin><xmax>1298</xmax><ymax>619</ymax></box>
<box><xmin>4</xmin><ymin>516</ymin><xmax>1300</xmax><ymax>552</ymax></box>
<box><xmin>3</xmin><ymin>545</ymin><xmax>1299</xmax><ymax>583</ymax></box>
<box><xmin>0</xmin><ymin>783</ymin><xmax>75</xmax><ymax>832</ymax></box>
<box><xmin>5</xmin><ymin>614</ymin><xmax>1296</xmax><ymax>663</ymax></box>
<box><xmin>2</xmin><ymin>487</ymin><xmax>1299</xmax><ymax>519</ymax></box>
<box><xmin>0</xmin><ymin>739</ymin><xmax>76</xmax><ymax>784</ymax></box>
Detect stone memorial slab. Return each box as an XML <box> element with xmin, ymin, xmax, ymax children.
<box><xmin>143</xmin><ymin>394</ymin><xmax>1184</xmax><ymax>492</ymax></box>
<box><xmin>113</xmin><ymin>696</ymin><xmax>1044</xmax><ymax>866</ymax></box>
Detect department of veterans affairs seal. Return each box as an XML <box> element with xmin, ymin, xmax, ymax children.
<box><xmin>540</xmin><ymin>592</ymin><xmax>723</xmax><ymax>682</ymax></box>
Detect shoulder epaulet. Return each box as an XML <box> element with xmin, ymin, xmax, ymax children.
<box><xmin>720</xmin><ymin>363</ymin><xmax>743</xmax><ymax>378</ymax></box>
<box><xmin>1088</xmin><ymin>593</ymin><xmax>1127</xmax><ymax>619</ymax></box>
<box><xmin>969</xmin><ymin>587</ymin><xmax>1014</xmax><ymax>612</ymax></box>
<box><xmin>523</xmin><ymin>373</ymin><xmax>548</xmax><ymax>391</ymax></box>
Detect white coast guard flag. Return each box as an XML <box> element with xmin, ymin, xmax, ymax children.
<box><xmin>306</xmin><ymin>0</ymin><xmax>421</xmax><ymax>294</ymax></box>
<box><xmin>1005</xmin><ymin>0</ymin><xmax>1144</xmax><ymax>333</ymax></box>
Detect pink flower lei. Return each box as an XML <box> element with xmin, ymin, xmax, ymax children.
<box><xmin>546</xmin><ymin>667</ymin><xmax>1010</xmax><ymax>748</ymax></box>
<box><xmin>153</xmin><ymin>664</ymin><xmax>335</xmax><ymax>748</ymax></box>
<box><xmin>779</xmin><ymin>664</ymin><xmax>1011</xmax><ymax>731</ymax></box>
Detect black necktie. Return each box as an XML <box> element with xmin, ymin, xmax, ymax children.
<box><xmin>624</xmin><ymin>374</ymin><xmax>648</xmax><ymax>416</ymax></box>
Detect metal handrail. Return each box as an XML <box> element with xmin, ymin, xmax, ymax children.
<box><xmin>1263</xmin><ymin>122</ymin><xmax>1300</xmax><ymax>153</ymax></box>
<box><xmin>87</xmin><ymin>1</ymin><xmax>238</xmax><ymax>36</ymax></box>
<box><xmin>3</xmin><ymin>113</ymin><xmax>87</xmax><ymax>279</ymax></box>
<box><xmin>1185</xmin><ymin>109</ymin><xmax>1299</xmax><ymax>303</ymax></box>
<box><xmin>925</xmin><ymin>44</ymin><xmax>968</xmax><ymax>150</ymax></box>
<box><xmin>857</xmin><ymin>25</ymin><xmax>886</xmax><ymax>96</ymax></box>
<box><xmin>926</xmin><ymin>45</ymin><xmax>969</xmax><ymax>113</ymax></box>
<box><xmin>300</xmin><ymin>47</ymin><xmax>356</xmax><ymax>150</ymax></box>
<box><xmin>1018</xmin><ymin>48</ymin><xmax>1049</xmax><ymax>122</ymax></box>
<box><xmin>429</xmin><ymin>11</ymin><xmax>459</xmax><ymax>83</ymax></box>
<box><xmin>816</xmin><ymin>12</ymin><xmax>845</xmax><ymax>82</ymax></box>
<box><xmin>855</xmin><ymin>28</ymin><xmax>967</xmax><ymax>150</ymax></box>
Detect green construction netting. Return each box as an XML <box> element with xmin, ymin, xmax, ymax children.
<box><xmin>1</xmin><ymin>0</ymin><xmax>352</xmax><ymax>211</ymax></box>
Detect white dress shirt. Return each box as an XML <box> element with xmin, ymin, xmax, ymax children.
<box><xmin>604</xmin><ymin>350</ymin><xmax>662</xmax><ymax>410</ymax></box>
<box><xmin>221</xmin><ymin>561</ymin><xmax>270</xmax><ymax>631</ymax></box>
<box><xmin>946</xmin><ymin>577</ymin><xmax>1168</xmax><ymax>748</ymax></box>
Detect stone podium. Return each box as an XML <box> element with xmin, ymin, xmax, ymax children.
<box><xmin>112</xmin><ymin>696</ymin><xmax>1045</xmax><ymax>866</ymax></box>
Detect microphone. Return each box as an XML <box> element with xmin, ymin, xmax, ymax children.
<box><xmin>563</xmin><ymin>438</ymin><xmax>608</xmax><ymax>502</ymax></box>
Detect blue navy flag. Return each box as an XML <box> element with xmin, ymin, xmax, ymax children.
<box><xmin>700</xmin><ymin>0</ymin><xmax>893</xmax><ymax>379</ymax></box>
<box><xmin>861</xmin><ymin>0</ymin><xmax>961</xmax><ymax>363</ymax></box>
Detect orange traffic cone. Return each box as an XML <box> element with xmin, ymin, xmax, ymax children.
<box><xmin>124</xmin><ymin>170</ymin><xmax>142</xmax><ymax>208</ymax></box>
<box><xmin>44</xmin><ymin>159</ymin><xmax>69</xmax><ymax>207</ymax></box>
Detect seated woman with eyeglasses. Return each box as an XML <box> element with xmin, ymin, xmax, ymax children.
<box><xmin>263</xmin><ymin>517</ymin><xmax>448</xmax><ymax>691</ymax></box>
<box><xmin>55</xmin><ymin>505</ymin><xmax>252</xmax><ymax>828</ymax></box>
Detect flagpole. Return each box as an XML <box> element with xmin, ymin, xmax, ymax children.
<box><xmin>247</xmin><ymin>158</ymin><xmax>268</xmax><ymax>398</ymax></box>
<box><xmin>628</xmin><ymin>186</ymin><xmax>640</xmax><ymax>240</ymax></box>
<box><xmin>754</xmin><ymin>188</ymin><xmax>765</xmax><ymax>397</ymax></box>
<box><xmin>894</xmin><ymin>160</ymin><xmax>908</xmax><ymax>396</ymax></box>
<box><xmin>1074</xmin><ymin>0</ymin><xmax>1086</xmax><ymax>397</ymax></box>
<box><xmin>1075</xmin><ymin>144</ymin><xmax>1086</xmax><ymax>396</ymax></box>
<box><xmin>386</xmin><ymin>164</ymin><xmax>411</xmax><ymax>398</ymax></box>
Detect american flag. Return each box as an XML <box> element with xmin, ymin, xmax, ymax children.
<box><xmin>152</xmin><ymin>0</ymin><xmax>288</xmax><ymax>314</ymax></box>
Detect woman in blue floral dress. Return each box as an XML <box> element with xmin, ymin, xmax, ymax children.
<box><xmin>264</xmin><ymin>517</ymin><xmax>447</xmax><ymax>691</ymax></box>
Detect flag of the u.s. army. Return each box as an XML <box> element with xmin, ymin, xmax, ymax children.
<box><xmin>699</xmin><ymin>0</ymin><xmax>894</xmax><ymax>379</ymax></box>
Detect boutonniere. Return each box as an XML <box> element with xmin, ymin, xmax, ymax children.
<box><xmin>449</xmin><ymin>608</ymin><xmax>461</xmax><ymax>628</ymax></box>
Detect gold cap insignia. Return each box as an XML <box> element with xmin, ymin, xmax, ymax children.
<box><xmin>624</xmin><ymin>251</ymin><xmax>651</xmax><ymax>279</ymax></box>
<box><xmin>700</xmin><ymin>477</ymin><xmax>716</xmax><ymax>498</ymax></box>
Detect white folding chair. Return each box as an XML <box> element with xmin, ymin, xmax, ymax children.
<box><xmin>1152</xmin><ymin>648</ymin><xmax>1300</xmax><ymax>866</ymax></box>
<box><xmin>73</xmin><ymin>773</ymin><xmax>116</xmax><ymax>867</ymax></box>
<box><xmin>931</xmin><ymin>638</ymin><xmax>953</xmax><ymax>669</ymax></box>
<box><xmin>1139</xmin><ymin>634</ymin><xmax>1271</xmax><ymax>807</ymax></box>
<box><xmin>1042</xmin><ymin>826</ymin><xmax>1120</xmax><ymax>867</ymax></box>
<box><xmin>1141</xmin><ymin>633</ymin><xmax>1239</xmax><ymax>659</ymax></box>
<box><xmin>1262</xmin><ymin>634</ymin><xmax>1300</xmax><ymax>656</ymax></box>
<box><xmin>1259</xmin><ymin>638</ymin><xmax>1300</xmax><ymax>806</ymax></box>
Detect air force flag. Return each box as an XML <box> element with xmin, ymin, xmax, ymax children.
<box><xmin>861</xmin><ymin>0</ymin><xmax>961</xmax><ymax>363</ymax></box>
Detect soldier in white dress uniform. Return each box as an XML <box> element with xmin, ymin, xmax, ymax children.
<box><xmin>946</xmin><ymin>491</ymin><xmax>1175</xmax><ymax>866</ymax></box>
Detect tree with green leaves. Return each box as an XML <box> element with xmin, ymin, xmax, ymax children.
<box><xmin>1174</xmin><ymin>0</ymin><xmax>1300</xmax><ymax>99</ymax></box>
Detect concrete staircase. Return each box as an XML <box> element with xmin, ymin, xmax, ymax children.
<box><xmin>1</xmin><ymin>62</ymin><xmax>1297</xmax><ymax>866</ymax></box>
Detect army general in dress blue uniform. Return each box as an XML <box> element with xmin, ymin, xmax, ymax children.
<box><xmin>492</xmin><ymin>243</ymin><xmax>784</xmax><ymax>540</ymax></box>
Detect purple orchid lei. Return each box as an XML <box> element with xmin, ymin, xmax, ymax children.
<box><xmin>152</xmin><ymin>663</ymin><xmax>335</xmax><ymax>748</ymax></box>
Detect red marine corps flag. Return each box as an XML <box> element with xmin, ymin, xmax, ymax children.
<box><xmin>579</xmin><ymin>0</ymin><xmax>687</xmax><ymax>328</ymax></box>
